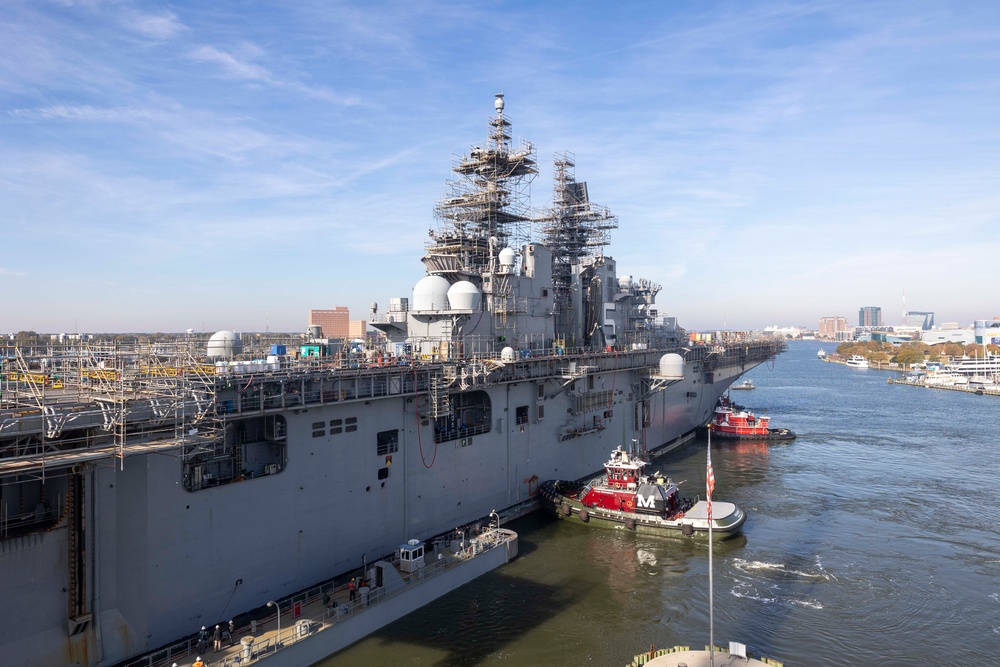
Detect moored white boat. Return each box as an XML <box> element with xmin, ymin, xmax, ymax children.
<box><xmin>845</xmin><ymin>355</ymin><xmax>869</xmax><ymax>368</ymax></box>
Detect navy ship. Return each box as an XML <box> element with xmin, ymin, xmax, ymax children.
<box><xmin>0</xmin><ymin>95</ymin><xmax>783</xmax><ymax>666</ymax></box>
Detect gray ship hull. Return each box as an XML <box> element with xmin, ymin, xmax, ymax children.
<box><xmin>1</xmin><ymin>353</ymin><xmax>756</xmax><ymax>666</ymax></box>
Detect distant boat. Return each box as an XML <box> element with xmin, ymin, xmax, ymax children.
<box><xmin>730</xmin><ymin>379</ymin><xmax>755</xmax><ymax>390</ymax></box>
<box><xmin>817</xmin><ymin>349</ymin><xmax>826</xmax><ymax>359</ymax></box>
<box><xmin>845</xmin><ymin>355</ymin><xmax>869</xmax><ymax>368</ymax></box>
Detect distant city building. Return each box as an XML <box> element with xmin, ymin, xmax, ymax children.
<box><xmin>974</xmin><ymin>318</ymin><xmax>1000</xmax><ymax>345</ymax></box>
<box><xmin>309</xmin><ymin>307</ymin><xmax>349</xmax><ymax>339</ymax></box>
<box><xmin>853</xmin><ymin>325</ymin><xmax>893</xmax><ymax>341</ymax></box>
<box><xmin>859</xmin><ymin>306</ymin><xmax>882</xmax><ymax>327</ymax></box>
<box><xmin>922</xmin><ymin>329</ymin><xmax>975</xmax><ymax>345</ymax></box>
<box><xmin>903</xmin><ymin>311</ymin><xmax>934</xmax><ymax>330</ymax></box>
<box><xmin>870</xmin><ymin>332</ymin><xmax>913</xmax><ymax>344</ymax></box>
<box><xmin>763</xmin><ymin>325</ymin><xmax>801</xmax><ymax>338</ymax></box>
<box><xmin>818</xmin><ymin>316</ymin><xmax>849</xmax><ymax>338</ymax></box>
<box><xmin>347</xmin><ymin>320</ymin><xmax>368</xmax><ymax>339</ymax></box>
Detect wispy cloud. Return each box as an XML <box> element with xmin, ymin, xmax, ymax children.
<box><xmin>120</xmin><ymin>9</ymin><xmax>186</xmax><ymax>40</ymax></box>
<box><xmin>189</xmin><ymin>44</ymin><xmax>273</xmax><ymax>81</ymax></box>
<box><xmin>8</xmin><ymin>105</ymin><xmax>157</xmax><ymax>122</ymax></box>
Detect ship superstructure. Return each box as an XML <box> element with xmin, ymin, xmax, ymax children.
<box><xmin>0</xmin><ymin>96</ymin><xmax>783</xmax><ymax>667</ymax></box>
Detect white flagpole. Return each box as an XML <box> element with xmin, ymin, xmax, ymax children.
<box><xmin>708</xmin><ymin>429</ymin><xmax>714</xmax><ymax>667</ymax></box>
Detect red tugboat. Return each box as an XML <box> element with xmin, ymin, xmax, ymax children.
<box><xmin>708</xmin><ymin>395</ymin><xmax>795</xmax><ymax>441</ymax></box>
<box><xmin>539</xmin><ymin>444</ymin><xmax>746</xmax><ymax>537</ymax></box>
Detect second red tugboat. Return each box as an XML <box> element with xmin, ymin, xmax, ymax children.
<box><xmin>539</xmin><ymin>444</ymin><xmax>746</xmax><ymax>537</ymax></box>
<box><xmin>708</xmin><ymin>395</ymin><xmax>795</xmax><ymax>441</ymax></box>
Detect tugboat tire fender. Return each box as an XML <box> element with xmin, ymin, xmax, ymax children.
<box><xmin>579</xmin><ymin>509</ymin><xmax>590</xmax><ymax>523</ymax></box>
<box><xmin>625</xmin><ymin>518</ymin><xmax>636</xmax><ymax>530</ymax></box>
<box><xmin>561</xmin><ymin>503</ymin><xmax>571</xmax><ymax>516</ymax></box>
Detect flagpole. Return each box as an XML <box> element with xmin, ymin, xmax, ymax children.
<box><xmin>708</xmin><ymin>429</ymin><xmax>714</xmax><ymax>667</ymax></box>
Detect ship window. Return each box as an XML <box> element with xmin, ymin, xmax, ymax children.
<box><xmin>537</xmin><ymin>404</ymin><xmax>545</xmax><ymax>421</ymax></box>
<box><xmin>537</xmin><ymin>383</ymin><xmax>544</xmax><ymax>399</ymax></box>
<box><xmin>312</xmin><ymin>421</ymin><xmax>325</xmax><ymax>438</ymax></box>
<box><xmin>588</xmin><ymin>375</ymin><xmax>595</xmax><ymax>390</ymax></box>
<box><xmin>346</xmin><ymin>417</ymin><xmax>358</xmax><ymax>433</ymax></box>
<box><xmin>330</xmin><ymin>418</ymin><xmax>342</xmax><ymax>435</ymax></box>
<box><xmin>377</xmin><ymin>467</ymin><xmax>389</xmax><ymax>480</ymax></box>
<box><xmin>377</xmin><ymin>429</ymin><xmax>399</xmax><ymax>456</ymax></box>
<box><xmin>515</xmin><ymin>406</ymin><xmax>528</xmax><ymax>425</ymax></box>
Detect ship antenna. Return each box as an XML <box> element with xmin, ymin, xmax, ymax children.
<box><xmin>707</xmin><ymin>428</ymin><xmax>715</xmax><ymax>667</ymax></box>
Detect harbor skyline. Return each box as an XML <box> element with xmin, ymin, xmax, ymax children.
<box><xmin>3</xmin><ymin>1</ymin><xmax>999</xmax><ymax>333</ymax></box>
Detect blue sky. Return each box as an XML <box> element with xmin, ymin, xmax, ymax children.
<box><xmin>2</xmin><ymin>1</ymin><xmax>998</xmax><ymax>334</ymax></box>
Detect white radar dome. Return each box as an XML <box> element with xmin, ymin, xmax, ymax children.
<box><xmin>500</xmin><ymin>347</ymin><xmax>516</xmax><ymax>362</ymax></box>
<box><xmin>658</xmin><ymin>353</ymin><xmax>684</xmax><ymax>380</ymax></box>
<box><xmin>618</xmin><ymin>275</ymin><xmax>633</xmax><ymax>290</ymax></box>
<box><xmin>207</xmin><ymin>330</ymin><xmax>243</xmax><ymax>359</ymax></box>
<box><xmin>498</xmin><ymin>247</ymin><xmax>516</xmax><ymax>273</ymax></box>
<box><xmin>447</xmin><ymin>280</ymin><xmax>481</xmax><ymax>311</ymax></box>
<box><xmin>412</xmin><ymin>275</ymin><xmax>451</xmax><ymax>312</ymax></box>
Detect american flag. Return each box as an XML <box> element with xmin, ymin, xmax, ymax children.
<box><xmin>706</xmin><ymin>445</ymin><xmax>715</xmax><ymax>521</ymax></box>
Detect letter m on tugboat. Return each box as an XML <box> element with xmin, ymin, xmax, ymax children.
<box><xmin>636</xmin><ymin>493</ymin><xmax>656</xmax><ymax>509</ymax></box>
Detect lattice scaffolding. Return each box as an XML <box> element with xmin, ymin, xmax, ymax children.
<box><xmin>426</xmin><ymin>94</ymin><xmax>538</xmax><ymax>280</ymax></box>
<box><xmin>540</xmin><ymin>151</ymin><xmax>619</xmax><ymax>334</ymax></box>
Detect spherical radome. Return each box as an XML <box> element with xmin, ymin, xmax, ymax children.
<box><xmin>658</xmin><ymin>353</ymin><xmax>684</xmax><ymax>379</ymax></box>
<box><xmin>207</xmin><ymin>331</ymin><xmax>243</xmax><ymax>359</ymax></box>
<box><xmin>447</xmin><ymin>280</ymin><xmax>481</xmax><ymax>311</ymax></box>
<box><xmin>412</xmin><ymin>275</ymin><xmax>451</xmax><ymax>311</ymax></box>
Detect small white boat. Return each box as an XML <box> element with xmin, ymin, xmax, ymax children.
<box><xmin>845</xmin><ymin>355</ymin><xmax>869</xmax><ymax>368</ymax></box>
<box><xmin>730</xmin><ymin>379</ymin><xmax>755</xmax><ymax>390</ymax></box>
<box><xmin>817</xmin><ymin>348</ymin><xmax>826</xmax><ymax>359</ymax></box>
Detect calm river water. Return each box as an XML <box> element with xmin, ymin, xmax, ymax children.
<box><xmin>325</xmin><ymin>341</ymin><xmax>1000</xmax><ymax>666</ymax></box>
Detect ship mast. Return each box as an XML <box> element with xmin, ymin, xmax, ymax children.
<box><xmin>424</xmin><ymin>94</ymin><xmax>537</xmax><ymax>283</ymax></box>
<box><xmin>539</xmin><ymin>152</ymin><xmax>618</xmax><ymax>341</ymax></box>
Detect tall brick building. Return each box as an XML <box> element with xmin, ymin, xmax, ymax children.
<box><xmin>308</xmin><ymin>307</ymin><xmax>349</xmax><ymax>338</ymax></box>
